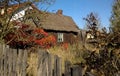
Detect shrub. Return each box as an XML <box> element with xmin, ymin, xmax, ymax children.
<box><xmin>4</xmin><ymin>22</ymin><xmax>56</xmax><ymax>49</ymax></box>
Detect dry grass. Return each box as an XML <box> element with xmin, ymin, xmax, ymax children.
<box><xmin>47</xmin><ymin>43</ymin><xmax>87</xmax><ymax>73</ymax></box>
<box><xmin>27</xmin><ymin>51</ymin><xmax>38</xmax><ymax>76</ymax></box>
<box><xmin>48</xmin><ymin>43</ymin><xmax>86</xmax><ymax>64</ymax></box>
<box><xmin>25</xmin><ymin>42</ymin><xmax>98</xmax><ymax>75</ymax></box>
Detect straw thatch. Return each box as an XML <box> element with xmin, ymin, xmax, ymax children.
<box><xmin>40</xmin><ymin>13</ymin><xmax>79</xmax><ymax>33</ymax></box>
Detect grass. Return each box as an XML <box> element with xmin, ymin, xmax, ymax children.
<box><xmin>47</xmin><ymin>43</ymin><xmax>87</xmax><ymax>73</ymax></box>
<box><xmin>26</xmin><ymin>42</ymin><xmax>99</xmax><ymax>75</ymax></box>
<box><xmin>27</xmin><ymin>51</ymin><xmax>38</xmax><ymax>76</ymax></box>
<box><xmin>48</xmin><ymin>43</ymin><xmax>86</xmax><ymax>64</ymax></box>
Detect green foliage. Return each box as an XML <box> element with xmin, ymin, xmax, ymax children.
<box><xmin>110</xmin><ymin>0</ymin><xmax>120</xmax><ymax>32</ymax></box>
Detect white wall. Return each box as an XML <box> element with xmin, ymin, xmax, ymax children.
<box><xmin>11</xmin><ymin>6</ymin><xmax>33</xmax><ymax>21</ymax></box>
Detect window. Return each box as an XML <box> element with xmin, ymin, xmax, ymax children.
<box><xmin>1</xmin><ymin>9</ymin><xmax>4</xmax><ymax>15</ymax></box>
<box><xmin>87</xmin><ymin>33</ymin><xmax>94</xmax><ymax>39</ymax></box>
<box><xmin>57</xmin><ymin>33</ymin><xmax>63</xmax><ymax>42</ymax></box>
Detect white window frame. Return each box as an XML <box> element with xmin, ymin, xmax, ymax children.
<box><xmin>57</xmin><ymin>33</ymin><xmax>64</xmax><ymax>42</ymax></box>
<box><xmin>87</xmin><ymin>33</ymin><xmax>94</xmax><ymax>39</ymax></box>
<box><xmin>1</xmin><ymin>9</ymin><xmax>4</xmax><ymax>15</ymax></box>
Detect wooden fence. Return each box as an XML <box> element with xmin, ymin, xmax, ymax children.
<box><xmin>0</xmin><ymin>44</ymin><xmax>83</xmax><ymax>76</ymax></box>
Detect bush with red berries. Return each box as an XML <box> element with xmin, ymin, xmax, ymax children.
<box><xmin>4</xmin><ymin>22</ymin><xmax>56</xmax><ymax>49</ymax></box>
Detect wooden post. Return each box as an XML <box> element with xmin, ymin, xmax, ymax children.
<box><xmin>0</xmin><ymin>44</ymin><xmax>3</xmax><ymax>58</ymax></box>
<box><xmin>0</xmin><ymin>44</ymin><xmax>1</xmax><ymax>75</ymax></box>
<box><xmin>17</xmin><ymin>49</ymin><xmax>23</xmax><ymax>76</ymax></box>
<box><xmin>8</xmin><ymin>48</ymin><xmax>13</xmax><ymax>76</ymax></box>
<box><xmin>37</xmin><ymin>49</ymin><xmax>49</xmax><ymax>76</ymax></box>
<box><xmin>22</xmin><ymin>50</ymin><xmax>28</xmax><ymax>76</ymax></box>
<box><xmin>71</xmin><ymin>65</ymin><xmax>82</xmax><ymax>76</ymax></box>
<box><xmin>48</xmin><ymin>54</ymin><xmax>52</xmax><ymax>76</ymax></box>
<box><xmin>3</xmin><ymin>45</ymin><xmax>7</xmax><ymax>76</ymax></box>
<box><xmin>64</xmin><ymin>61</ymin><xmax>71</xmax><ymax>76</ymax></box>
<box><xmin>0</xmin><ymin>44</ymin><xmax>3</xmax><ymax>76</ymax></box>
<box><xmin>42</xmin><ymin>51</ymin><xmax>48</xmax><ymax>76</ymax></box>
<box><xmin>12</xmin><ymin>49</ymin><xmax>17</xmax><ymax>76</ymax></box>
<box><xmin>54</xmin><ymin>55</ymin><xmax>61</xmax><ymax>76</ymax></box>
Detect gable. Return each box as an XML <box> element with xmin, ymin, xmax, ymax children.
<box><xmin>10</xmin><ymin>6</ymin><xmax>34</xmax><ymax>21</ymax></box>
<box><xmin>0</xmin><ymin>2</ymin><xmax>37</xmax><ymax>21</ymax></box>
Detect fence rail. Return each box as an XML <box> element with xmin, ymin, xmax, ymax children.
<box><xmin>0</xmin><ymin>44</ymin><xmax>83</xmax><ymax>76</ymax></box>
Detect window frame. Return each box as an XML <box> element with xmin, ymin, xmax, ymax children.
<box><xmin>57</xmin><ymin>33</ymin><xmax>64</xmax><ymax>42</ymax></box>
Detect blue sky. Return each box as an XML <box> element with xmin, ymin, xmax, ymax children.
<box><xmin>46</xmin><ymin>0</ymin><xmax>114</xmax><ymax>29</ymax></box>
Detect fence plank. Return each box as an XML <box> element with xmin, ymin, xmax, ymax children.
<box><xmin>0</xmin><ymin>44</ymin><xmax>3</xmax><ymax>58</ymax></box>
<box><xmin>17</xmin><ymin>49</ymin><xmax>23</xmax><ymax>76</ymax></box>
<box><xmin>3</xmin><ymin>45</ymin><xmax>7</xmax><ymax>76</ymax></box>
<box><xmin>11</xmin><ymin>49</ymin><xmax>14</xmax><ymax>76</ymax></box>
<box><xmin>38</xmin><ymin>50</ymin><xmax>47</xmax><ymax>76</ymax></box>
<box><xmin>48</xmin><ymin>54</ymin><xmax>52</xmax><ymax>76</ymax></box>
<box><xmin>71</xmin><ymin>65</ymin><xmax>82</xmax><ymax>76</ymax></box>
<box><xmin>22</xmin><ymin>50</ymin><xmax>28</xmax><ymax>76</ymax></box>
<box><xmin>65</xmin><ymin>61</ymin><xmax>71</xmax><ymax>76</ymax></box>
<box><xmin>54</xmin><ymin>55</ymin><xmax>62</xmax><ymax>76</ymax></box>
<box><xmin>12</xmin><ymin>49</ymin><xmax>17</xmax><ymax>76</ymax></box>
<box><xmin>38</xmin><ymin>49</ymin><xmax>53</xmax><ymax>76</ymax></box>
<box><xmin>8</xmin><ymin>49</ymin><xmax>11</xmax><ymax>76</ymax></box>
<box><xmin>0</xmin><ymin>44</ymin><xmax>4</xmax><ymax>76</ymax></box>
<box><xmin>6</xmin><ymin>47</ymin><xmax>10</xmax><ymax>76</ymax></box>
<box><xmin>1</xmin><ymin>58</ymin><xmax>4</xmax><ymax>76</ymax></box>
<box><xmin>43</xmin><ymin>52</ymin><xmax>48</xmax><ymax>76</ymax></box>
<box><xmin>0</xmin><ymin>44</ymin><xmax>2</xmax><ymax>75</ymax></box>
<box><xmin>0</xmin><ymin>44</ymin><xmax>85</xmax><ymax>76</ymax></box>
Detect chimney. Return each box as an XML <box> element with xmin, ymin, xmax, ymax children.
<box><xmin>56</xmin><ymin>9</ymin><xmax>63</xmax><ymax>15</ymax></box>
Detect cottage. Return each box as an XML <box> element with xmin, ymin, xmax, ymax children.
<box><xmin>40</xmin><ymin>10</ymin><xmax>80</xmax><ymax>44</ymax></box>
<box><xmin>1</xmin><ymin>3</ymin><xmax>80</xmax><ymax>44</ymax></box>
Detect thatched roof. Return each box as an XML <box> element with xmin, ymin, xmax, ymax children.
<box><xmin>40</xmin><ymin>12</ymin><xmax>80</xmax><ymax>33</ymax></box>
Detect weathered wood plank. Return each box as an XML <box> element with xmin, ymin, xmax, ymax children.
<box><xmin>0</xmin><ymin>57</ymin><xmax>3</xmax><ymax>76</ymax></box>
<box><xmin>37</xmin><ymin>49</ymin><xmax>49</xmax><ymax>76</ymax></box>
<box><xmin>71</xmin><ymin>65</ymin><xmax>82</xmax><ymax>76</ymax></box>
<box><xmin>37</xmin><ymin>50</ymin><xmax>43</xmax><ymax>76</ymax></box>
<box><xmin>0</xmin><ymin>44</ymin><xmax>3</xmax><ymax>76</ymax></box>
<box><xmin>21</xmin><ymin>50</ymin><xmax>28</xmax><ymax>76</ymax></box>
<box><xmin>0</xmin><ymin>44</ymin><xmax>3</xmax><ymax>59</ymax></box>
<box><xmin>54</xmin><ymin>55</ymin><xmax>62</xmax><ymax>76</ymax></box>
<box><xmin>0</xmin><ymin>45</ymin><xmax>84</xmax><ymax>76</ymax></box>
<box><xmin>6</xmin><ymin>47</ymin><xmax>10</xmax><ymax>76</ymax></box>
<box><xmin>54</xmin><ymin>55</ymin><xmax>57</xmax><ymax>76</ymax></box>
<box><xmin>43</xmin><ymin>52</ymin><xmax>48</xmax><ymax>76</ymax></box>
<box><xmin>16</xmin><ymin>49</ymin><xmax>23</xmax><ymax>76</ymax></box>
<box><xmin>48</xmin><ymin>54</ymin><xmax>52</xmax><ymax>76</ymax></box>
<box><xmin>3</xmin><ymin>45</ymin><xmax>7</xmax><ymax>76</ymax></box>
<box><xmin>64</xmin><ymin>61</ymin><xmax>71</xmax><ymax>76</ymax></box>
<box><xmin>12</xmin><ymin>49</ymin><xmax>17</xmax><ymax>76</ymax></box>
<box><xmin>8</xmin><ymin>49</ymin><xmax>12</xmax><ymax>76</ymax></box>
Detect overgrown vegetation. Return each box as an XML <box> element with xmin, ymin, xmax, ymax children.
<box><xmin>110</xmin><ymin>0</ymin><xmax>120</xmax><ymax>32</ymax></box>
<box><xmin>49</xmin><ymin>43</ymin><xmax>85</xmax><ymax>64</ymax></box>
<box><xmin>49</xmin><ymin>6</ymin><xmax>120</xmax><ymax>75</ymax></box>
<box><xmin>0</xmin><ymin>0</ymin><xmax>56</xmax><ymax>49</ymax></box>
<box><xmin>80</xmin><ymin>4</ymin><xmax>120</xmax><ymax>75</ymax></box>
<box><xmin>4</xmin><ymin>23</ymin><xmax>56</xmax><ymax>49</ymax></box>
<box><xmin>0</xmin><ymin>0</ymin><xmax>120</xmax><ymax>76</ymax></box>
